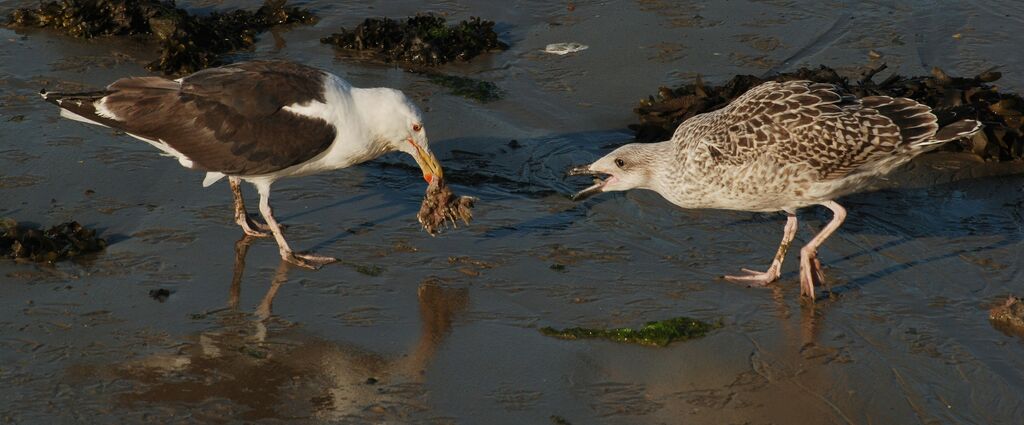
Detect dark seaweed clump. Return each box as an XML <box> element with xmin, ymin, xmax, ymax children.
<box><xmin>990</xmin><ymin>296</ymin><xmax>1024</xmax><ymax>335</ymax></box>
<box><xmin>631</xmin><ymin>64</ymin><xmax>1024</xmax><ymax>161</ymax></box>
<box><xmin>6</xmin><ymin>0</ymin><xmax>317</xmax><ymax>75</ymax></box>
<box><xmin>0</xmin><ymin>219</ymin><xmax>106</xmax><ymax>262</ymax></box>
<box><xmin>539</xmin><ymin>317</ymin><xmax>720</xmax><ymax>347</ymax></box>
<box><xmin>320</xmin><ymin>14</ymin><xmax>508</xmax><ymax>66</ymax></box>
<box><xmin>148</xmin><ymin>288</ymin><xmax>173</xmax><ymax>302</ymax></box>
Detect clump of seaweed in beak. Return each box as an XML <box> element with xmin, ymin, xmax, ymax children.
<box><xmin>417</xmin><ymin>178</ymin><xmax>475</xmax><ymax>236</ymax></box>
<box><xmin>406</xmin><ymin>139</ymin><xmax>474</xmax><ymax>235</ymax></box>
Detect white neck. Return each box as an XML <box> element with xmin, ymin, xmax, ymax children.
<box><xmin>350</xmin><ymin>87</ymin><xmax>401</xmax><ymax>146</ymax></box>
<box><xmin>296</xmin><ymin>82</ymin><xmax>394</xmax><ymax>172</ymax></box>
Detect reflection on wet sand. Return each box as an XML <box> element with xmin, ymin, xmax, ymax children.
<box><xmin>114</xmin><ymin>236</ymin><xmax>468</xmax><ymax>422</ymax></box>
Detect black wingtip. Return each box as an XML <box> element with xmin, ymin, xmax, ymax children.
<box><xmin>934</xmin><ymin>119</ymin><xmax>983</xmax><ymax>143</ymax></box>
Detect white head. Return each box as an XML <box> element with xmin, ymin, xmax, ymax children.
<box><xmin>569</xmin><ymin>143</ymin><xmax>663</xmax><ymax>200</ymax></box>
<box><xmin>360</xmin><ymin>88</ymin><xmax>442</xmax><ymax>183</ymax></box>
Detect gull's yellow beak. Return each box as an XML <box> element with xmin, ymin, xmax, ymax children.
<box><xmin>408</xmin><ymin>139</ymin><xmax>443</xmax><ymax>183</ymax></box>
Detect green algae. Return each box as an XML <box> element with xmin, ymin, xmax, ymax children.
<box><xmin>6</xmin><ymin>0</ymin><xmax>317</xmax><ymax>75</ymax></box>
<box><xmin>550</xmin><ymin>415</ymin><xmax>573</xmax><ymax>425</ymax></box>
<box><xmin>540</xmin><ymin>317</ymin><xmax>720</xmax><ymax>347</ymax></box>
<box><xmin>337</xmin><ymin>259</ymin><xmax>384</xmax><ymax>276</ymax></box>
<box><xmin>320</xmin><ymin>14</ymin><xmax>507</xmax><ymax>66</ymax></box>
<box><xmin>238</xmin><ymin>345</ymin><xmax>268</xmax><ymax>360</ymax></box>
<box><xmin>424</xmin><ymin>72</ymin><xmax>503</xmax><ymax>103</ymax></box>
<box><xmin>352</xmin><ymin>263</ymin><xmax>384</xmax><ymax>277</ymax></box>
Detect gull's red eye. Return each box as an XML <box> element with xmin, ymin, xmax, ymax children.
<box><xmin>412</xmin><ymin>124</ymin><xmax>422</xmax><ymax>132</ymax></box>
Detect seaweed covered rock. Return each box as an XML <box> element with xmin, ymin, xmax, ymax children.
<box><xmin>631</xmin><ymin>64</ymin><xmax>1024</xmax><ymax>161</ymax></box>
<box><xmin>8</xmin><ymin>0</ymin><xmax>163</xmax><ymax>37</ymax></box>
<box><xmin>0</xmin><ymin>219</ymin><xmax>106</xmax><ymax>263</ymax></box>
<box><xmin>6</xmin><ymin>0</ymin><xmax>317</xmax><ymax>75</ymax></box>
<box><xmin>417</xmin><ymin>178</ymin><xmax>474</xmax><ymax>236</ymax></box>
<box><xmin>320</xmin><ymin>14</ymin><xmax>507</xmax><ymax>66</ymax></box>
<box><xmin>149</xmin><ymin>0</ymin><xmax>317</xmax><ymax>75</ymax></box>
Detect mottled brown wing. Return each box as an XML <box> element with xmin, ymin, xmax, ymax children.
<box><xmin>62</xmin><ymin>61</ymin><xmax>337</xmax><ymax>175</ymax></box>
<box><xmin>858</xmin><ymin>95</ymin><xmax>938</xmax><ymax>147</ymax></box>
<box><xmin>694</xmin><ymin>80</ymin><xmax>934</xmax><ymax>180</ymax></box>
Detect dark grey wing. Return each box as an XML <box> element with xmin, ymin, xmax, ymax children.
<box><xmin>51</xmin><ymin>60</ymin><xmax>337</xmax><ymax>175</ymax></box>
<box><xmin>695</xmin><ymin>80</ymin><xmax>935</xmax><ymax>180</ymax></box>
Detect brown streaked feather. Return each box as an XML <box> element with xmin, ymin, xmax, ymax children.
<box><xmin>859</xmin><ymin>96</ymin><xmax>938</xmax><ymax>147</ymax></box>
<box><xmin>682</xmin><ymin>80</ymin><xmax>941</xmax><ymax>181</ymax></box>
<box><xmin>47</xmin><ymin>60</ymin><xmax>337</xmax><ymax>176</ymax></box>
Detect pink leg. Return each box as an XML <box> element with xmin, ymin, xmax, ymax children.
<box><xmin>725</xmin><ymin>213</ymin><xmax>798</xmax><ymax>286</ymax></box>
<box><xmin>799</xmin><ymin>201</ymin><xmax>847</xmax><ymax>300</ymax></box>
<box><xmin>256</xmin><ymin>183</ymin><xmax>338</xmax><ymax>270</ymax></box>
<box><xmin>231</xmin><ymin>177</ymin><xmax>271</xmax><ymax>238</ymax></box>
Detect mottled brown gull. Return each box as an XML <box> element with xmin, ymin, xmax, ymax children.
<box><xmin>571</xmin><ymin>80</ymin><xmax>981</xmax><ymax>299</ymax></box>
<box><xmin>41</xmin><ymin>60</ymin><xmax>443</xmax><ymax>269</ymax></box>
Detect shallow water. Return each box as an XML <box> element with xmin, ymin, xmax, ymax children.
<box><xmin>1</xmin><ymin>0</ymin><xmax>1024</xmax><ymax>423</ymax></box>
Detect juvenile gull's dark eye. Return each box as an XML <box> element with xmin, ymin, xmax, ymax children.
<box><xmin>412</xmin><ymin>124</ymin><xmax>422</xmax><ymax>132</ymax></box>
<box><xmin>615</xmin><ymin>158</ymin><xmax>625</xmax><ymax>168</ymax></box>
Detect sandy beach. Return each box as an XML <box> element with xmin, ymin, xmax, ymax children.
<box><xmin>2</xmin><ymin>0</ymin><xmax>1024</xmax><ymax>423</ymax></box>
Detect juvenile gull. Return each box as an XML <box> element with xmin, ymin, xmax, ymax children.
<box><xmin>571</xmin><ymin>80</ymin><xmax>981</xmax><ymax>299</ymax></box>
<box><xmin>42</xmin><ymin>60</ymin><xmax>443</xmax><ymax>269</ymax></box>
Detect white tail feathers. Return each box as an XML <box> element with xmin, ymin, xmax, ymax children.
<box><xmin>59</xmin><ymin>108</ymin><xmax>109</xmax><ymax>127</ymax></box>
<box><xmin>916</xmin><ymin>119</ymin><xmax>983</xmax><ymax>146</ymax></box>
<box><xmin>203</xmin><ymin>172</ymin><xmax>226</xmax><ymax>187</ymax></box>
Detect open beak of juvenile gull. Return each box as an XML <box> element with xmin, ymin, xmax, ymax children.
<box><xmin>566</xmin><ymin>143</ymin><xmax>660</xmax><ymax>201</ymax></box>
<box><xmin>567</xmin><ymin>165</ymin><xmax>614</xmax><ymax>201</ymax></box>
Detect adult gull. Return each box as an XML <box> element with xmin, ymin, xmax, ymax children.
<box><xmin>42</xmin><ymin>60</ymin><xmax>444</xmax><ymax>269</ymax></box>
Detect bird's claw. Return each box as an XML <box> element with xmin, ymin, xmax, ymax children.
<box><xmin>246</xmin><ymin>216</ymin><xmax>272</xmax><ymax>231</ymax></box>
<box><xmin>724</xmin><ymin>267</ymin><xmax>780</xmax><ymax>287</ymax></box>
<box><xmin>241</xmin><ymin>227</ymin><xmax>272</xmax><ymax>238</ymax></box>
<box><xmin>282</xmin><ymin>252</ymin><xmax>338</xmax><ymax>270</ymax></box>
<box><xmin>237</xmin><ymin>215</ymin><xmax>273</xmax><ymax>237</ymax></box>
<box><xmin>237</xmin><ymin>215</ymin><xmax>290</xmax><ymax>237</ymax></box>
<box><xmin>799</xmin><ymin>251</ymin><xmax>825</xmax><ymax>299</ymax></box>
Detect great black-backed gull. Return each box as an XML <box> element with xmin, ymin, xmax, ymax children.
<box><xmin>43</xmin><ymin>60</ymin><xmax>443</xmax><ymax>269</ymax></box>
<box><xmin>571</xmin><ymin>80</ymin><xmax>981</xmax><ymax>299</ymax></box>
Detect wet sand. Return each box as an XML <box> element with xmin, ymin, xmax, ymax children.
<box><xmin>2</xmin><ymin>0</ymin><xmax>1024</xmax><ymax>423</ymax></box>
